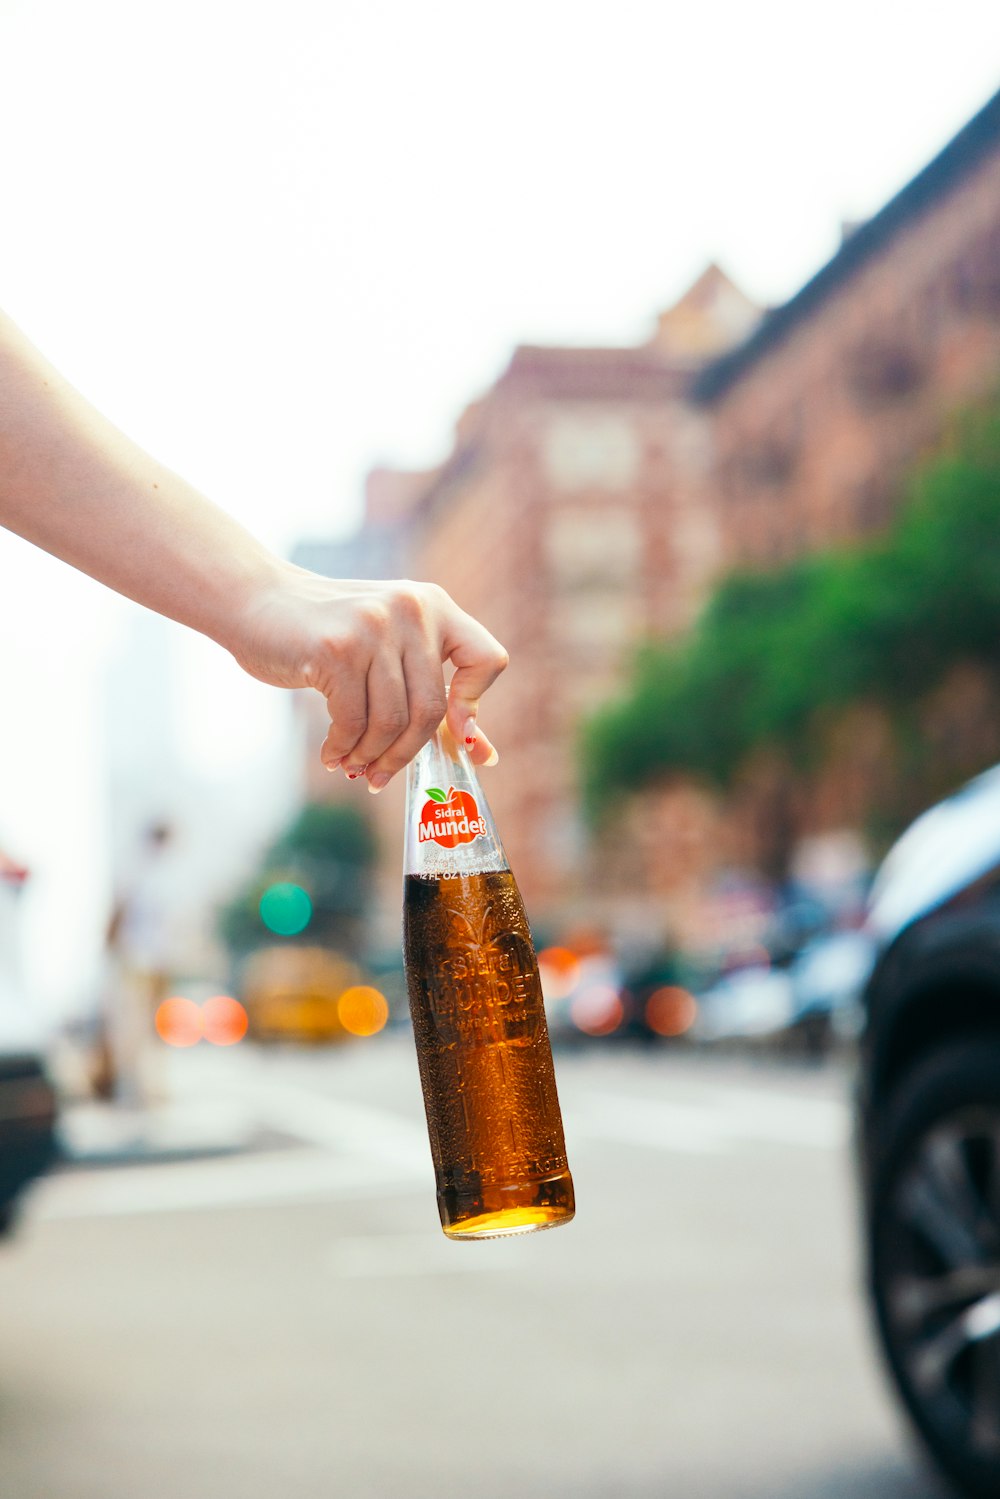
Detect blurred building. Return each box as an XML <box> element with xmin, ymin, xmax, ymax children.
<box><xmin>298</xmin><ymin>86</ymin><xmax>1000</xmax><ymax>953</ymax></box>
<box><xmin>631</xmin><ymin>85</ymin><xmax>1000</xmax><ymax>936</ymax></box>
<box><xmin>694</xmin><ymin>86</ymin><xmax>1000</xmax><ymax>566</ymax></box>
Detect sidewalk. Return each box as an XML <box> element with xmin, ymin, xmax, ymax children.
<box><xmin>56</xmin><ymin>1095</ymin><xmax>258</xmax><ymax>1168</ymax></box>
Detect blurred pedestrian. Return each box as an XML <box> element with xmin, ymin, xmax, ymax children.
<box><xmin>0</xmin><ymin>844</ymin><xmax>31</xmax><ymax>1037</ymax></box>
<box><xmin>102</xmin><ymin>822</ymin><xmax>181</xmax><ymax>1106</ymax></box>
<box><xmin>0</xmin><ymin>309</ymin><xmax>507</xmax><ymax>789</ymax></box>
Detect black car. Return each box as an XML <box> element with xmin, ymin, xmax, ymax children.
<box><xmin>859</xmin><ymin>765</ymin><xmax>1000</xmax><ymax>1497</ymax></box>
<box><xmin>0</xmin><ymin>857</ymin><xmax>57</xmax><ymax>1234</ymax></box>
<box><xmin>0</xmin><ymin>1047</ymin><xmax>57</xmax><ymax>1234</ymax></box>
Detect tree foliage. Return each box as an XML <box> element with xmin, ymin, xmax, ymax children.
<box><xmin>582</xmin><ymin>400</ymin><xmax>1000</xmax><ymax>817</ymax></box>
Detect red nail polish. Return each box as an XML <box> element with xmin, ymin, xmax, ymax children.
<box><xmin>347</xmin><ymin>772</ymin><xmax>359</xmax><ymax>780</ymax></box>
<box><xmin>465</xmin><ymin>736</ymin><xmax>476</xmax><ymax>745</ymax></box>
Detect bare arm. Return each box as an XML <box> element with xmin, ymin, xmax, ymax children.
<box><xmin>0</xmin><ymin>310</ymin><xmax>506</xmax><ymax>787</ymax></box>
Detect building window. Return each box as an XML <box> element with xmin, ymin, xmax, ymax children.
<box><xmin>949</xmin><ymin>227</ymin><xmax>1000</xmax><ymax>317</ymax></box>
<box><xmin>846</xmin><ymin>338</ymin><xmax>925</xmax><ymax>406</ymax></box>
<box><xmin>546</xmin><ymin>508</ymin><xmax>642</xmax><ymax>588</ymax></box>
<box><xmin>719</xmin><ymin>410</ymin><xmax>801</xmax><ymax>491</ymax></box>
<box><xmin>552</xmin><ymin>592</ymin><xmax>643</xmax><ymax>654</ymax></box>
<box><xmin>543</xmin><ymin>414</ymin><xmax>640</xmax><ymax>491</ymax></box>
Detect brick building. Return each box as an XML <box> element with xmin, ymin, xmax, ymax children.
<box><xmin>630</xmin><ymin>86</ymin><xmax>1000</xmax><ymax>938</ymax></box>
<box><xmin>301</xmin><ymin>86</ymin><xmax>1000</xmax><ymax>953</ymax></box>
<box><xmin>694</xmin><ymin>87</ymin><xmax>1000</xmax><ymax>567</ymax></box>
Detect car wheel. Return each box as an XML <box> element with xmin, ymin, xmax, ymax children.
<box><xmin>870</xmin><ymin>1037</ymin><xmax>1000</xmax><ymax>1498</ymax></box>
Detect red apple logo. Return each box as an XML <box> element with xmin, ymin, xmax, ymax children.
<box><xmin>418</xmin><ymin>786</ymin><xmax>487</xmax><ymax>848</ymax></box>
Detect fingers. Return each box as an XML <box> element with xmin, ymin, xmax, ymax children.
<box><xmin>337</xmin><ymin>653</ymin><xmax>411</xmax><ymax>779</ymax></box>
<box><xmin>320</xmin><ymin>661</ymin><xmax>369</xmax><ymax>771</ymax></box>
<box><xmin>442</xmin><ymin>610</ymin><xmax>509</xmax><ymax>754</ymax></box>
<box><xmin>361</xmin><ymin>647</ymin><xmax>448</xmax><ymax>791</ymax></box>
<box><xmin>309</xmin><ymin>581</ymin><xmax>508</xmax><ymax>788</ymax></box>
<box><xmin>464</xmin><ymin>725</ymin><xmax>500</xmax><ymax>769</ymax></box>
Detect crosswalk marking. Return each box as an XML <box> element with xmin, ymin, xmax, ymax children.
<box><xmin>28</xmin><ymin>1068</ymin><xmax>849</xmax><ymax>1221</ymax></box>
<box><xmin>568</xmin><ymin>1086</ymin><xmax>848</xmax><ymax>1154</ymax></box>
<box><xmin>31</xmin><ymin>1148</ymin><xmax>427</xmax><ymax>1221</ymax></box>
<box><xmin>328</xmin><ymin>1232</ymin><xmax>516</xmax><ymax>1278</ymax></box>
<box><xmin>222</xmin><ymin>1072</ymin><xmax>430</xmax><ymax>1170</ymax></box>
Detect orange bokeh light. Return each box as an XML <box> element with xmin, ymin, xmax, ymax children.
<box><xmin>570</xmin><ymin>984</ymin><xmax>625</xmax><ymax>1037</ymax></box>
<box><xmin>537</xmin><ymin>945</ymin><xmax>582</xmax><ymax>1002</ymax></box>
<box><xmin>645</xmin><ymin>985</ymin><xmax>698</xmax><ymax>1038</ymax></box>
<box><xmin>337</xmin><ymin>985</ymin><xmax>390</xmax><ymax>1038</ymax></box>
<box><xmin>154</xmin><ymin>996</ymin><xmax>202</xmax><ymax>1048</ymax></box>
<box><xmin>202</xmin><ymin>994</ymin><xmax>249</xmax><ymax>1046</ymax></box>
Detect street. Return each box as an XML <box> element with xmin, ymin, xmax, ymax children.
<box><xmin>0</xmin><ymin>1037</ymin><xmax>946</xmax><ymax>1499</ymax></box>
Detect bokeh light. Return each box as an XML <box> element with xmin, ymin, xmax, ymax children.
<box><xmin>537</xmin><ymin>945</ymin><xmax>582</xmax><ymax>1002</ymax></box>
<box><xmin>337</xmin><ymin>985</ymin><xmax>390</xmax><ymax>1037</ymax></box>
<box><xmin>259</xmin><ymin>882</ymin><xmax>313</xmax><ymax>936</ymax></box>
<box><xmin>154</xmin><ymin>996</ymin><xmax>202</xmax><ymax>1048</ymax></box>
<box><xmin>645</xmin><ymin>985</ymin><xmax>698</xmax><ymax>1038</ymax></box>
<box><xmin>570</xmin><ymin>984</ymin><xmax>625</xmax><ymax>1037</ymax></box>
<box><xmin>202</xmin><ymin>994</ymin><xmax>249</xmax><ymax>1046</ymax></box>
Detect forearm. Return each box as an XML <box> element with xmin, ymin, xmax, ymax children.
<box><xmin>0</xmin><ymin>307</ymin><xmax>507</xmax><ymax>784</ymax></box>
<box><xmin>0</xmin><ymin>310</ymin><xmax>279</xmax><ymax>649</ymax></box>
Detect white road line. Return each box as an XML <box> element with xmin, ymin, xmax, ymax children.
<box><xmin>31</xmin><ymin>1148</ymin><xmax>429</xmax><ymax>1221</ymax></box>
<box><xmin>328</xmin><ymin>1233</ymin><xmax>516</xmax><ymax>1278</ymax></box>
<box><xmin>224</xmin><ymin>1074</ymin><xmax>430</xmax><ymax>1171</ymax></box>
<box><xmin>29</xmin><ymin>1070</ymin><xmax>848</xmax><ymax>1221</ymax></box>
<box><xmin>702</xmin><ymin>1084</ymin><xmax>849</xmax><ymax>1148</ymax></box>
<box><xmin>569</xmin><ymin>1095</ymin><xmax>727</xmax><ymax>1154</ymax></box>
<box><xmin>568</xmin><ymin>1087</ymin><xmax>848</xmax><ymax>1154</ymax></box>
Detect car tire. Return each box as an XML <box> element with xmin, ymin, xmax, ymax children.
<box><xmin>869</xmin><ymin>1037</ymin><xmax>1000</xmax><ymax>1498</ymax></box>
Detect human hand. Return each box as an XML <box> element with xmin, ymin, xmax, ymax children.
<box><xmin>229</xmin><ymin>564</ymin><xmax>508</xmax><ymax>791</ymax></box>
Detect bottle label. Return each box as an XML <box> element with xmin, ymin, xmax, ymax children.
<box><xmin>418</xmin><ymin>786</ymin><xmax>487</xmax><ymax>849</ymax></box>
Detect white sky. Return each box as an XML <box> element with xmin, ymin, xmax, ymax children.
<box><xmin>0</xmin><ymin>0</ymin><xmax>997</xmax><ymax>1014</ymax></box>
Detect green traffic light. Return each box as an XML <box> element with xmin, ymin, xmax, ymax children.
<box><xmin>259</xmin><ymin>882</ymin><xmax>312</xmax><ymax>936</ymax></box>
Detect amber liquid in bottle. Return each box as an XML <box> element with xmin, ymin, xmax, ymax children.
<box><xmin>402</xmin><ymin>714</ymin><xmax>574</xmax><ymax>1240</ymax></box>
<box><xmin>404</xmin><ymin>867</ymin><xmax>574</xmax><ymax>1238</ymax></box>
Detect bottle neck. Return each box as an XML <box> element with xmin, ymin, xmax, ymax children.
<box><xmin>403</xmin><ymin>731</ymin><xmax>508</xmax><ymax>880</ymax></box>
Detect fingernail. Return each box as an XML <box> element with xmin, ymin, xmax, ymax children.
<box><xmin>465</xmin><ymin>735</ymin><xmax>476</xmax><ymax>746</ymax></box>
<box><xmin>367</xmin><ymin>772</ymin><xmax>390</xmax><ymax>795</ymax></box>
<box><xmin>345</xmin><ymin>764</ymin><xmax>367</xmax><ymax>780</ymax></box>
<box><xmin>324</xmin><ymin>757</ymin><xmax>344</xmax><ymax>773</ymax></box>
<box><xmin>485</xmin><ymin>747</ymin><xmax>499</xmax><ymax>767</ymax></box>
<box><xmin>462</xmin><ymin>716</ymin><xmax>476</xmax><ymax>742</ymax></box>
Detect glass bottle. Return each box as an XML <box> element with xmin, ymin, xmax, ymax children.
<box><xmin>402</xmin><ymin>718</ymin><xmax>575</xmax><ymax>1239</ymax></box>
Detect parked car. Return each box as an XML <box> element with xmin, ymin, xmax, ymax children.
<box><xmin>0</xmin><ymin>1043</ymin><xmax>57</xmax><ymax>1235</ymax></box>
<box><xmin>239</xmin><ymin>944</ymin><xmax>361</xmax><ymax>1044</ymax></box>
<box><xmin>0</xmin><ymin>853</ymin><xmax>57</xmax><ymax>1234</ymax></box>
<box><xmin>785</xmin><ymin>928</ymin><xmax>874</xmax><ymax>1054</ymax></box>
<box><xmin>859</xmin><ymin>764</ymin><xmax>1000</xmax><ymax>1497</ymax></box>
<box><xmin>690</xmin><ymin>964</ymin><xmax>795</xmax><ymax>1043</ymax></box>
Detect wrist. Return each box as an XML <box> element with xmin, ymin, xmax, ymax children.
<box><xmin>200</xmin><ymin>548</ymin><xmax>293</xmax><ymax>657</ymax></box>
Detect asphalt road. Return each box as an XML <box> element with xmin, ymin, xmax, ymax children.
<box><xmin>0</xmin><ymin>1037</ymin><xmax>950</xmax><ymax>1499</ymax></box>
